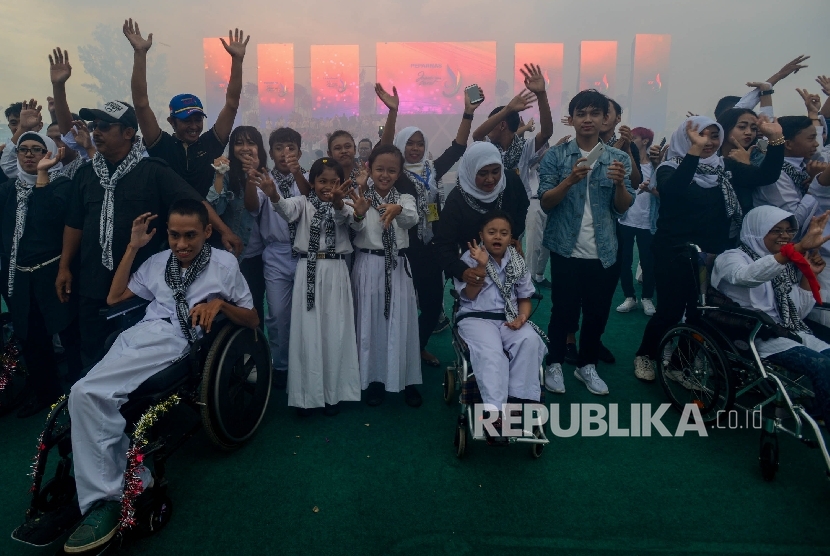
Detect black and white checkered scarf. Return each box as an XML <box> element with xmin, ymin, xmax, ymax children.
<box><xmin>164</xmin><ymin>243</ymin><xmax>212</xmax><ymax>342</ymax></box>
<box><xmin>738</xmin><ymin>243</ymin><xmax>809</xmax><ymax>332</ymax></box>
<box><xmin>782</xmin><ymin>160</ymin><xmax>811</xmax><ymax>196</ymax></box>
<box><xmin>306</xmin><ymin>192</ymin><xmax>336</xmax><ymax>310</ymax></box>
<box><xmin>271</xmin><ymin>169</ymin><xmax>299</xmax><ymax>257</ymax></box>
<box><xmin>365</xmin><ymin>186</ymin><xmax>400</xmax><ymax>319</ymax></box>
<box><xmin>495</xmin><ymin>135</ymin><xmax>525</xmax><ymax>171</ymax></box>
<box><xmin>484</xmin><ymin>245</ymin><xmax>548</xmax><ymax>342</ymax></box>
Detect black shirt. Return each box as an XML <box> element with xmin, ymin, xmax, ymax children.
<box><xmin>145</xmin><ymin>127</ymin><xmax>227</xmax><ymax>198</ymax></box>
<box><xmin>433</xmin><ymin>170</ymin><xmax>530</xmax><ymax>281</ymax></box>
<box><xmin>66</xmin><ymin>157</ymin><xmax>203</xmax><ymax>299</ymax></box>
<box><xmin>654</xmin><ymin>143</ymin><xmax>784</xmax><ymax>255</ymax></box>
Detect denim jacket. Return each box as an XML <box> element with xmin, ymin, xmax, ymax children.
<box><xmin>206</xmin><ymin>174</ymin><xmax>258</xmax><ymax>256</ymax></box>
<box><xmin>537</xmin><ymin>140</ymin><xmax>634</xmax><ymax>268</ymax></box>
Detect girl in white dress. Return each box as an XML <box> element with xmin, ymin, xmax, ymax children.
<box><xmin>349</xmin><ymin>145</ymin><xmax>422</xmax><ymax>407</ymax></box>
<box><xmin>252</xmin><ymin>157</ymin><xmax>360</xmax><ymax>416</ymax></box>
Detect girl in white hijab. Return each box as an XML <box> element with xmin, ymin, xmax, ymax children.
<box><xmin>712</xmin><ymin>205</ymin><xmax>830</xmax><ymax>431</ymax></box>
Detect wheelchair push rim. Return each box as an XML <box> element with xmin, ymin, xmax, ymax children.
<box><xmin>201</xmin><ymin>325</ymin><xmax>272</xmax><ymax>448</ymax></box>
<box><xmin>657</xmin><ymin>323</ymin><xmax>734</xmax><ymax>423</ymax></box>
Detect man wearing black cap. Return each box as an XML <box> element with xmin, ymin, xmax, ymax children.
<box><xmin>123</xmin><ymin>20</ymin><xmax>248</xmax><ymax>207</ymax></box>
<box><xmin>56</xmin><ymin>100</ymin><xmax>232</xmax><ymax>366</ymax></box>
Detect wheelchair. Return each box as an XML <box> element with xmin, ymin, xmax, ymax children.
<box><xmin>11</xmin><ymin>297</ymin><xmax>273</xmax><ymax>552</ymax></box>
<box><xmin>443</xmin><ymin>289</ymin><xmax>549</xmax><ymax>458</ymax></box>
<box><xmin>656</xmin><ymin>244</ymin><xmax>830</xmax><ymax>482</ymax></box>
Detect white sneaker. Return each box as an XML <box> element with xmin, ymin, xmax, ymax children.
<box><xmin>575</xmin><ymin>364</ymin><xmax>609</xmax><ymax>395</ymax></box>
<box><xmin>544</xmin><ymin>363</ymin><xmax>565</xmax><ymax>394</ymax></box>
<box><xmin>616</xmin><ymin>297</ymin><xmax>638</xmax><ymax>313</ymax></box>
<box><xmin>642</xmin><ymin>298</ymin><xmax>656</xmax><ymax>316</ymax></box>
<box><xmin>634</xmin><ymin>356</ymin><xmax>655</xmax><ymax>382</ymax></box>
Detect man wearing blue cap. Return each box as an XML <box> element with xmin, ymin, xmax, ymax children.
<box><xmin>123</xmin><ymin>20</ymin><xmax>248</xmax><ymax>213</ymax></box>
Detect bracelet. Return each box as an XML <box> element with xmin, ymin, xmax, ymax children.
<box><xmin>353</xmin><ymin>213</ymin><xmax>366</xmax><ymax>222</ymax></box>
<box><xmin>767</xmin><ymin>137</ymin><xmax>785</xmax><ymax>147</ymax></box>
<box><xmin>462</xmin><ymin>113</ymin><xmax>474</xmax><ymax>120</ymax></box>
<box><xmin>759</xmin><ymin>89</ymin><xmax>774</xmax><ymax>97</ymax></box>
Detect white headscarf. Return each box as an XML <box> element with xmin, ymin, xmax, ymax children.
<box><xmin>660</xmin><ymin>116</ymin><xmax>725</xmax><ymax>189</ymax></box>
<box><xmin>739</xmin><ymin>205</ymin><xmax>797</xmax><ymax>257</ymax></box>
<box><xmin>394</xmin><ymin>127</ymin><xmax>432</xmax><ymax>178</ymax></box>
<box><xmin>457</xmin><ymin>142</ymin><xmax>506</xmax><ymax>204</ymax></box>
<box><xmin>15</xmin><ymin>131</ymin><xmax>63</xmax><ymax>185</ymax></box>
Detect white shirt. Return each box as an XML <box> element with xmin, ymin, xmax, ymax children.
<box><xmin>273</xmin><ymin>196</ymin><xmax>355</xmax><ymax>254</ymax></box>
<box><xmin>619</xmin><ymin>163</ymin><xmax>653</xmax><ymax>230</ymax></box>
<box><xmin>453</xmin><ymin>249</ymin><xmax>536</xmax><ymax>318</ymax></box>
<box><xmin>127</xmin><ymin>248</ymin><xmax>254</xmax><ymax>339</ymax></box>
<box><xmin>753</xmin><ymin>157</ymin><xmax>819</xmax><ymax>233</ymax></box>
<box><xmin>351</xmin><ymin>193</ymin><xmax>418</xmax><ymax>251</ymax></box>
<box><xmin>254</xmin><ymin>176</ymin><xmax>301</xmax><ymax>245</ymax></box>
<box><xmin>712</xmin><ymin>249</ymin><xmax>828</xmax><ymax>357</ymax></box>
<box><xmin>733</xmin><ymin>85</ymin><xmax>774</xmax><ymax>119</ymax></box>
<box><xmin>519</xmin><ymin>139</ymin><xmax>550</xmax><ymax>199</ymax></box>
<box><xmin>570</xmin><ymin>148</ymin><xmax>598</xmax><ymax>259</ymax></box>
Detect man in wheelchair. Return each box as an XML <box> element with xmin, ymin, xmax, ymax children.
<box><xmin>711</xmin><ymin>205</ymin><xmax>830</xmax><ymax>433</ymax></box>
<box><xmin>65</xmin><ymin>199</ymin><xmax>258</xmax><ymax>553</ymax></box>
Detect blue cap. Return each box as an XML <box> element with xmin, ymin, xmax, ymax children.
<box><xmin>169</xmin><ymin>94</ymin><xmax>206</xmax><ymax>120</ymax></box>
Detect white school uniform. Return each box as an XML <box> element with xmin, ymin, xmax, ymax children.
<box><xmin>520</xmin><ymin>140</ymin><xmax>551</xmax><ymax>280</ymax></box>
<box><xmin>255</xmin><ymin>179</ymin><xmax>301</xmax><ymax>371</ymax></box>
<box><xmin>752</xmin><ymin>157</ymin><xmax>819</xmax><ymax>232</ymax></box>
<box><xmin>68</xmin><ymin>249</ymin><xmax>252</xmax><ymax>514</ymax></box>
<box><xmin>351</xmin><ymin>193</ymin><xmax>421</xmax><ymax>392</ymax></box>
<box><xmin>273</xmin><ymin>196</ymin><xmax>361</xmax><ymax>408</ymax></box>
<box><xmin>452</xmin><ymin>250</ymin><xmax>547</xmax><ymax>409</ymax></box>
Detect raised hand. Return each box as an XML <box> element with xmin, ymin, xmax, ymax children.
<box><xmin>817</xmin><ymin>75</ymin><xmax>830</xmax><ymax>97</ymax></box>
<box><xmin>467</xmin><ymin>239</ymin><xmax>490</xmax><ymax>267</ymax></box>
<box><xmin>249</xmin><ymin>169</ymin><xmax>278</xmax><ymax>201</ymax></box>
<box><xmin>70</xmin><ymin>120</ymin><xmax>93</xmax><ymax>151</ymax></box>
<box><xmin>128</xmin><ymin>213</ymin><xmax>158</xmax><ymax>249</ymax></box>
<box><xmin>354</xmin><ymin>168</ymin><xmax>369</xmax><ymax>192</ymax></box>
<box><xmin>768</xmin><ymin>55</ymin><xmax>810</xmax><ymax>85</ymax></box>
<box><xmin>808</xmin><ymin>250</ymin><xmax>826</xmax><ymax>276</ymax></box>
<box><xmin>506</xmin><ymin>90</ymin><xmax>536</xmax><ymax>114</ymax></box>
<box><xmin>284</xmin><ymin>148</ymin><xmax>301</xmax><ymax>175</ymax></box>
<box><xmin>240</xmin><ymin>153</ymin><xmax>257</xmax><ymax>173</ymax></box>
<box><xmin>614</xmin><ymin>125</ymin><xmax>633</xmax><ymax>152</ymax></box>
<box><xmin>726</xmin><ymin>138</ymin><xmax>755</xmax><ymax>165</ymax></box>
<box><xmin>342</xmin><ymin>186</ymin><xmax>370</xmax><ymax>216</ymax></box>
<box><xmin>36</xmin><ymin>148</ymin><xmax>64</xmax><ymax>173</ymax></box>
<box><xmin>606</xmin><ymin>160</ymin><xmax>627</xmax><ymax>186</ymax></box>
<box><xmin>464</xmin><ymin>86</ymin><xmax>485</xmax><ymax>113</ymax></box>
<box><xmin>797</xmin><ymin>88</ymin><xmax>822</xmax><ymax>116</ymax></box>
<box><xmin>746</xmin><ymin>81</ymin><xmax>772</xmax><ymax>92</ymax></box>
<box><xmin>19</xmin><ymin>99</ymin><xmax>43</xmax><ymax>132</ymax></box>
<box><xmin>123</xmin><ymin>18</ymin><xmax>153</xmax><ymax>53</ymax></box>
<box><xmin>685</xmin><ymin>120</ymin><xmax>709</xmax><ymax>150</ymax></box>
<box><xmin>756</xmin><ymin>114</ymin><xmax>783</xmax><ymax>140</ymax></box>
<box><xmin>555</xmin><ymin>134</ymin><xmax>571</xmax><ymax>146</ymax></box>
<box><xmin>49</xmin><ymin>48</ymin><xmax>72</xmax><ymax>84</ymax></box>
<box><xmin>375</xmin><ymin>83</ymin><xmax>399</xmax><ymax>111</ymax></box>
<box><xmin>797</xmin><ymin>211</ymin><xmax>830</xmax><ymax>252</ymax></box>
<box><xmin>806</xmin><ymin>160</ymin><xmax>829</xmax><ymax>178</ymax></box>
<box><xmin>649</xmin><ymin>142</ymin><xmax>668</xmax><ymax>166</ymax></box>
<box><xmin>377</xmin><ymin>203</ymin><xmax>402</xmax><ymax>229</ymax></box>
<box><xmin>521</xmin><ymin>64</ymin><xmax>546</xmax><ymax>94</ymax></box>
<box><xmin>220</xmin><ymin>28</ymin><xmax>250</xmax><ymax>60</ymax></box>
<box><xmin>560</xmin><ymin>116</ymin><xmax>572</xmax><ymax>127</ymax></box>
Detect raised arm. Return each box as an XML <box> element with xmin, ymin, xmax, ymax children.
<box><xmin>521</xmin><ymin>64</ymin><xmax>553</xmax><ymax>150</ymax></box>
<box><xmin>108</xmin><ymin>213</ymin><xmax>157</xmax><ymax>305</ymax></box>
<box><xmin>375</xmin><ymin>84</ymin><xmax>399</xmax><ymax>146</ymax></box>
<box><xmin>472</xmin><ymin>90</ymin><xmax>534</xmax><ymax>142</ymax></box>
<box><xmin>817</xmin><ymin>76</ymin><xmax>830</xmax><ymax>120</ymax></box>
<box><xmin>214</xmin><ymin>29</ymin><xmax>250</xmax><ymax>144</ymax></box>
<box><xmin>124</xmin><ymin>19</ymin><xmax>162</xmax><ymax>146</ymax></box>
<box><xmin>49</xmin><ymin>48</ymin><xmax>74</xmax><ymax>135</ymax></box>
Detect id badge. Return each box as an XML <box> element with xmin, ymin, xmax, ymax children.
<box><xmin>427</xmin><ymin>203</ymin><xmax>439</xmax><ymax>222</ymax></box>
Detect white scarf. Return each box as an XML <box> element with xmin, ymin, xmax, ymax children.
<box><xmin>457</xmin><ymin>142</ymin><xmax>506</xmax><ymax>204</ymax></box>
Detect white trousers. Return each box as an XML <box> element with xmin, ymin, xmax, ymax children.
<box><xmin>457</xmin><ymin>318</ymin><xmax>546</xmax><ymax>409</ymax></box>
<box><xmin>263</xmin><ymin>241</ymin><xmax>297</xmax><ymax>371</ymax></box>
<box><xmin>525</xmin><ymin>198</ymin><xmax>550</xmax><ymax>279</ymax></box>
<box><xmin>69</xmin><ymin>320</ymin><xmax>188</xmax><ymax>515</ymax></box>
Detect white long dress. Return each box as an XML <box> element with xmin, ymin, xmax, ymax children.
<box><xmin>273</xmin><ymin>196</ymin><xmax>361</xmax><ymax>408</ymax></box>
<box><xmin>351</xmin><ymin>193</ymin><xmax>421</xmax><ymax>392</ymax></box>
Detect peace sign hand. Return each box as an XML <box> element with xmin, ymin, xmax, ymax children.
<box><xmin>726</xmin><ymin>138</ymin><xmax>755</xmax><ymax>165</ymax></box>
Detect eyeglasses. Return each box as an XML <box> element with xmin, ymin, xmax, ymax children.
<box><xmin>17</xmin><ymin>146</ymin><xmax>46</xmax><ymax>156</ymax></box>
<box><xmin>767</xmin><ymin>228</ymin><xmax>797</xmax><ymax>237</ymax></box>
<box><xmin>89</xmin><ymin>121</ymin><xmax>123</xmax><ymax>132</ymax></box>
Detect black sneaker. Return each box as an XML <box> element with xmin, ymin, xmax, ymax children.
<box><xmin>272</xmin><ymin>370</ymin><xmax>287</xmax><ymax>390</ymax></box>
<box><xmin>598</xmin><ymin>343</ymin><xmax>616</xmax><ymax>364</ymax></box>
<box><xmin>296</xmin><ymin>407</ymin><xmax>313</xmax><ymax>417</ymax></box>
<box><xmin>365</xmin><ymin>382</ymin><xmax>385</xmax><ymax>406</ymax></box>
<box><xmin>404</xmin><ymin>385</ymin><xmax>422</xmax><ymax>408</ymax></box>
<box><xmin>324</xmin><ymin>403</ymin><xmax>340</xmax><ymax>416</ymax></box>
<box><xmin>564</xmin><ymin>343</ymin><xmax>578</xmax><ymax>366</ymax></box>
<box><xmin>433</xmin><ymin>312</ymin><xmax>450</xmax><ymax>334</ymax></box>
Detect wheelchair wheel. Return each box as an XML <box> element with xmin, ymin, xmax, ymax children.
<box><xmin>530</xmin><ymin>426</ymin><xmax>545</xmax><ymax>459</ymax></box>
<box><xmin>137</xmin><ymin>494</ymin><xmax>173</xmax><ymax>536</ymax></box>
<box><xmin>658</xmin><ymin>323</ymin><xmax>734</xmax><ymax>424</ymax></box>
<box><xmin>201</xmin><ymin>325</ymin><xmax>272</xmax><ymax>450</ymax></box>
<box><xmin>443</xmin><ymin>367</ymin><xmax>455</xmax><ymax>405</ymax></box>
<box><xmin>454</xmin><ymin>424</ymin><xmax>467</xmax><ymax>459</ymax></box>
<box><xmin>759</xmin><ymin>432</ymin><xmax>779</xmax><ymax>482</ymax></box>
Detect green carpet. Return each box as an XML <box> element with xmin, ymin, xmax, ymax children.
<box><xmin>2</xmin><ymin>261</ymin><xmax>830</xmax><ymax>556</ymax></box>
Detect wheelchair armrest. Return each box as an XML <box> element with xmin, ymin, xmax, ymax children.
<box><xmin>712</xmin><ymin>305</ymin><xmax>801</xmax><ymax>343</ymax></box>
<box><xmin>531</xmin><ymin>291</ymin><xmax>543</xmax><ymax>301</ymax></box>
<box><xmin>100</xmin><ymin>297</ymin><xmax>150</xmax><ymax>320</ymax></box>
<box><xmin>814</xmin><ymin>303</ymin><xmax>830</xmax><ymax>311</ymax></box>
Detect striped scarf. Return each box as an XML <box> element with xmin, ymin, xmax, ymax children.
<box><xmin>403</xmin><ymin>163</ymin><xmax>431</xmax><ymax>242</ymax></box>
<box><xmin>782</xmin><ymin>161</ymin><xmax>811</xmax><ymax>196</ymax></box>
<box><xmin>365</xmin><ymin>186</ymin><xmax>400</xmax><ymax>319</ymax></box>
<box><xmin>495</xmin><ymin>135</ymin><xmax>525</xmax><ymax>171</ymax></box>
<box><xmin>164</xmin><ymin>243</ymin><xmax>212</xmax><ymax>342</ymax></box>
<box><xmin>670</xmin><ymin>156</ymin><xmax>742</xmax><ymax>228</ymax></box>
<box><xmin>484</xmin><ymin>245</ymin><xmax>548</xmax><ymax>342</ymax></box>
<box><xmin>306</xmin><ymin>193</ymin><xmax>336</xmax><ymax>310</ymax></box>
<box><xmin>271</xmin><ymin>169</ymin><xmax>299</xmax><ymax>257</ymax></box>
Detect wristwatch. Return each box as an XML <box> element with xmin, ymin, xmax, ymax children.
<box><xmin>463</xmin><ymin>113</ymin><xmax>474</xmax><ymax>120</ymax></box>
<box><xmin>760</xmin><ymin>89</ymin><xmax>774</xmax><ymax>97</ymax></box>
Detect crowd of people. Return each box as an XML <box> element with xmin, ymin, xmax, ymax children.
<box><xmin>2</xmin><ymin>17</ymin><xmax>830</xmax><ymax>551</ymax></box>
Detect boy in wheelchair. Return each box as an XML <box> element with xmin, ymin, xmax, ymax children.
<box><xmin>711</xmin><ymin>205</ymin><xmax>830</xmax><ymax>432</ymax></box>
<box><xmin>65</xmin><ymin>199</ymin><xmax>258</xmax><ymax>553</ymax></box>
<box><xmin>452</xmin><ymin>211</ymin><xmax>547</xmax><ymax>441</ymax></box>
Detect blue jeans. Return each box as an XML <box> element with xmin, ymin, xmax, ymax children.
<box><xmin>765</xmin><ymin>347</ymin><xmax>830</xmax><ymax>431</ymax></box>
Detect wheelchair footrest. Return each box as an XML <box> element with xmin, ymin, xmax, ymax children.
<box><xmin>12</xmin><ymin>504</ymin><xmax>82</xmax><ymax>547</ymax></box>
